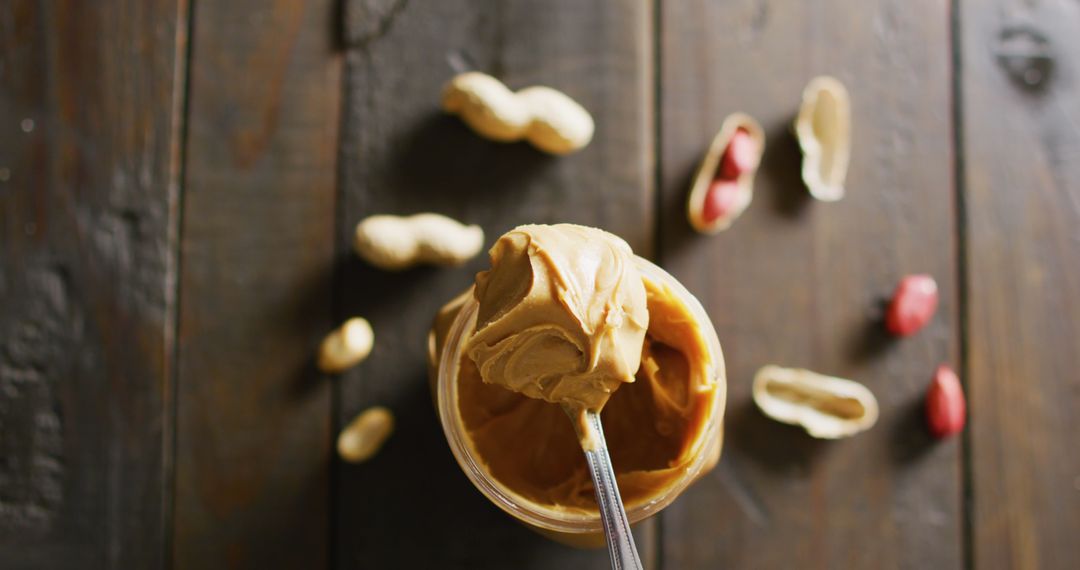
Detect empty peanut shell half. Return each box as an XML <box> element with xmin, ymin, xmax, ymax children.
<box><xmin>795</xmin><ymin>76</ymin><xmax>851</xmax><ymax>202</ymax></box>
<box><xmin>752</xmin><ymin>365</ymin><xmax>878</xmax><ymax>439</ymax></box>
<box><xmin>338</xmin><ymin>406</ymin><xmax>395</xmax><ymax>463</ymax></box>
<box><xmin>687</xmin><ymin>113</ymin><xmax>765</xmax><ymax>233</ymax></box>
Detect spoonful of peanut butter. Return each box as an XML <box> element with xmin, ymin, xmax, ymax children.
<box><xmin>464</xmin><ymin>224</ymin><xmax>647</xmax><ymax>569</ymax></box>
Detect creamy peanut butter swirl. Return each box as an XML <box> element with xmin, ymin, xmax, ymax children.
<box><xmin>449</xmin><ymin>274</ymin><xmax>718</xmax><ymax>512</ymax></box>
<box><xmin>464</xmin><ymin>224</ymin><xmax>649</xmax><ymax>416</ymax></box>
<box><xmin>433</xmin><ymin>224</ymin><xmax>722</xmax><ymax>514</ymax></box>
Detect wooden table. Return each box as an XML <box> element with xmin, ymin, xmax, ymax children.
<box><xmin>2</xmin><ymin>1</ymin><xmax>1077</xmax><ymax>568</ymax></box>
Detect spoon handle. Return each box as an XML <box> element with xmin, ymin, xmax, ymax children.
<box><xmin>583</xmin><ymin>410</ymin><xmax>643</xmax><ymax>570</ymax></box>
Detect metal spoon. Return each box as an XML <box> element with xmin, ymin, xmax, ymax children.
<box><xmin>566</xmin><ymin>407</ymin><xmax>644</xmax><ymax>570</ymax></box>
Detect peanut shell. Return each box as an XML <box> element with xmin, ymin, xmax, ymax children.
<box><xmin>795</xmin><ymin>76</ymin><xmax>851</xmax><ymax>202</ymax></box>
<box><xmin>686</xmin><ymin>113</ymin><xmax>765</xmax><ymax>234</ymax></box>
<box><xmin>752</xmin><ymin>365</ymin><xmax>878</xmax><ymax>439</ymax></box>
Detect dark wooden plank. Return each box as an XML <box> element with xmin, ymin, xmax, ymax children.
<box><xmin>0</xmin><ymin>0</ymin><xmax>186</xmax><ymax>567</ymax></box>
<box><xmin>957</xmin><ymin>2</ymin><xmax>1080</xmax><ymax>568</ymax></box>
<box><xmin>659</xmin><ymin>1</ymin><xmax>961</xmax><ymax>568</ymax></box>
<box><xmin>172</xmin><ymin>0</ymin><xmax>341</xmax><ymax>567</ymax></box>
<box><xmin>335</xmin><ymin>0</ymin><xmax>654</xmax><ymax>567</ymax></box>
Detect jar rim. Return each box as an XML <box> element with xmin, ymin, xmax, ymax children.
<box><xmin>435</xmin><ymin>256</ymin><xmax>726</xmax><ymax>534</ymax></box>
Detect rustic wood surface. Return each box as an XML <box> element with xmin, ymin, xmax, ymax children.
<box><xmin>0</xmin><ymin>0</ymin><xmax>185</xmax><ymax>567</ymax></box>
<box><xmin>1</xmin><ymin>0</ymin><xmax>1078</xmax><ymax>568</ymax></box>
<box><xmin>958</xmin><ymin>1</ymin><xmax>1080</xmax><ymax>569</ymax></box>
<box><xmin>172</xmin><ymin>0</ymin><xmax>341</xmax><ymax>567</ymax></box>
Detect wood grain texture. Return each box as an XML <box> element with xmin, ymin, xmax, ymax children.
<box><xmin>658</xmin><ymin>1</ymin><xmax>961</xmax><ymax>568</ymax></box>
<box><xmin>957</xmin><ymin>1</ymin><xmax>1080</xmax><ymax>568</ymax></box>
<box><xmin>343</xmin><ymin>0</ymin><xmax>405</xmax><ymax>47</ymax></box>
<box><xmin>172</xmin><ymin>0</ymin><xmax>341</xmax><ymax>567</ymax></box>
<box><xmin>0</xmin><ymin>0</ymin><xmax>186</xmax><ymax>567</ymax></box>
<box><xmin>335</xmin><ymin>0</ymin><xmax>654</xmax><ymax>567</ymax></box>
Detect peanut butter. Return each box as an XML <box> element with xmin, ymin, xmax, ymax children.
<box><xmin>431</xmin><ymin>225</ymin><xmax>721</xmax><ymax>515</ymax></box>
<box><xmin>463</xmin><ymin>225</ymin><xmax>649</xmax><ymax>448</ymax></box>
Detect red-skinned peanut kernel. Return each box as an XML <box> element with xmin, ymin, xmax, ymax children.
<box><xmin>720</xmin><ymin>128</ymin><xmax>757</xmax><ymax>179</ymax></box>
<box><xmin>702</xmin><ymin>179</ymin><xmax>741</xmax><ymax>224</ymax></box>
<box><xmin>926</xmin><ymin>364</ymin><xmax>965</xmax><ymax>438</ymax></box>
<box><xmin>885</xmin><ymin>274</ymin><xmax>939</xmax><ymax>336</ymax></box>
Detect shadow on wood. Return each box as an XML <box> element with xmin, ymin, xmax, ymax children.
<box><xmin>289</xmin><ymin>261</ymin><xmax>338</xmax><ymax>399</ymax></box>
<box><xmin>385</xmin><ymin>112</ymin><xmax>557</xmax><ymax>210</ymax></box>
<box><xmin>657</xmin><ymin>156</ymin><xmax>704</xmax><ymax>261</ymax></box>
<box><xmin>759</xmin><ymin>118</ymin><xmax>812</xmax><ymax>219</ymax></box>
<box><xmin>888</xmin><ymin>393</ymin><xmax>938</xmax><ymax>466</ymax></box>
<box><xmin>726</xmin><ymin>397</ymin><xmax>827</xmax><ymax>476</ymax></box>
<box><xmin>339</xmin><ymin>254</ymin><xmax>447</xmax><ymax>317</ymax></box>
<box><xmin>844</xmin><ymin>298</ymin><xmax>894</xmax><ymax>364</ymax></box>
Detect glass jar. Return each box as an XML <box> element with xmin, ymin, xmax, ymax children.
<box><xmin>430</xmin><ymin>256</ymin><xmax>726</xmax><ymax>546</ymax></box>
